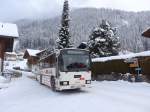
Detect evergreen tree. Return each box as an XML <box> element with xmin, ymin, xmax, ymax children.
<box><xmin>88</xmin><ymin>20</ymin><xmax>120</xmax><ymax>57</ymax></box>
<box><xmin>56</xmin><ymin>0</ymin><xmax>72</xmax><ymax>49</ymax></box>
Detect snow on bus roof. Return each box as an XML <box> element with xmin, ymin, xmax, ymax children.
<box><xmin>26</xmin><ymin>49</ymin><xmax>41</xmax><ymax>57</ymax></box>
<box><xmin>92</xmin><ymin>51</ymin><xmax>150</xmax><ymax>62</ymax></box>
<box><xmin>0</xmin><ymin>22</ymin><xmax>19</xmax><ymax>37</ymax></box>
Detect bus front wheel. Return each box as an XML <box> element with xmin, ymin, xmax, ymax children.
<box><xmin>50</xmin><ymin>76</ymin><xmax>56</xmax><ymax>91</ymax></box>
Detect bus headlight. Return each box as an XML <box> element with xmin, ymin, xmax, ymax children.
<box><xmin>86</xmin><ymin>80</ymin><xmax>91</xmax><ymax>84</ymax></box>
<box><xmin>60</xmin><ymin>81</ymin><xmax>69</xmax><ymax>86</ymax></box>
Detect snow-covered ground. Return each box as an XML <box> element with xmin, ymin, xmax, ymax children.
<box><xmin>0</xmin><ymin>72</ymin><xmax>150</xmax><ymax>112</ymax></box>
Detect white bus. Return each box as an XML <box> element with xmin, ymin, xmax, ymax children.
<box><xmin>36</xmin><ymin>48</ymin><xmax>91</xmax><ymax>91</ymax></box>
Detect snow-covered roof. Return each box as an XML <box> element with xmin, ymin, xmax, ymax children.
<box><xmin>142</xmin><ymin>27</ymin><xmax>150</xmax><ymax>38</ymax></box>
<box><xmin>36</xmin><ymin>49</ymin><xmax>47</xmax><ymax>56</ymax></box>
<box><xmin>92</xmin><ymin>51</ymin><xmax>150</xmax><ymax>62</ymax></box>
<box><xmin>26</xmin><ymin>49</ymin><xmax>41</xmax><ymax>57</ymax></box>
<box><xmin>0</xmin><ymin>22</ymin><xmax>19</xmax><ymax>38</ymax></box>
<box><xmin>5</xmin><ymin>52</ymin><xmax>17</xmax><ymax>55</ymax></box>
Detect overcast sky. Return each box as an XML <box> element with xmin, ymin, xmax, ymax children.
<box><xmin>0</xmin><ymin>0</ymin><xmax>150</xmax><ymax>22</ymax></box>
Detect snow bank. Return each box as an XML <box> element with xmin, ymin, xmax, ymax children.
<box><xmin>0</xmin><ymin>76</ymin><xmax>7</xmax><ymax>83</ymax></box>
<box><xmin>0</xmin><ymin>22</ymin><xmax>19</xmax><ymax>37</ymax></box>
<box><xmin>92</xmin><ymin>50</ymin><xmax>150</xmax><ymax>62</ymax></box>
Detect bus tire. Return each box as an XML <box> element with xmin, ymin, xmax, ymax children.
<box><xmin>40</xmin><ymin>75</ymin><xmax>43</xmax><ymax>84</ymax></box>
<box><xmin>35</xmin><ymin>75</ymin><xmax>38</xmax><ymax>81</ymax></box>
<box><xmin>50</xmin><ymin>76</ymin><xmax>56</xmax><ymax>91</ymax></box>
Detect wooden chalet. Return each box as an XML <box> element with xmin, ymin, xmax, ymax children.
<box><xmin>141</xmin><ymin>27</ymin><xmax>150</xmax><ymax>80</ymax></box>
<box><xmin>0</xmin><ymin>22</ymin><xmax>19</xmax><ymax>74</ymax></box>
<box><xmin>23</xmin><ymin>49</ymin><xmax>40</xmax><ymax>71</ymax></box>
<box><xmin>142</xmin><ymin>28</ymin><xmax>150</xmax><ymax>38</ymax></box>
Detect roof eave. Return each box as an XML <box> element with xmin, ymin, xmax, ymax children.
<box><xmin>142</xmin><ymin>28</ymin><xmax>150</xmax><ymax>38</ymax></box>
<box><xmin>0</xmin><ymin>35</ymin><xmax>19</xmax><ymax>38</ymax></box>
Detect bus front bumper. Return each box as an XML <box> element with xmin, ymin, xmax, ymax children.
<box><xmin>56</xmin><ymin>84</ymin><xmax>91</xmax><ymax>91</ymax></box>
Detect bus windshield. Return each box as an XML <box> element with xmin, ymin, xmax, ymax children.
<box><xmin>59</xmin><ymin>54</ymin><xmax>90</xmax><ymax>72</ymax></box>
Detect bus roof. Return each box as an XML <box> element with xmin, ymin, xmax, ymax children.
<box><xmin>59</xmin><ymin>48</ymin><xmax>89</xmax><ymax>52</ymax></box>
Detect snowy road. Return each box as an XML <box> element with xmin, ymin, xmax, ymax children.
<box><xmin>0</xmin><ymin>72</ymin><xmax>150</xmax><ymax>112</ymax></box>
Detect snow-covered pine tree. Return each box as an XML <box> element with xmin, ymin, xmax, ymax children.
<box><xmin>88</xmin><ymin>20</ymin><xmax>120</xmax><ymax>57</ymax></box>
<box><xmin>56</xmin><ymin>0</ymin><xmax>72</xmax><ymax>49</ymax></box>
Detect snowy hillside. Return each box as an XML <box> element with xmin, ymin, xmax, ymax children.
<box><xmin>0</xmin><ymin>72</ymin><xmax>150</xmax><ymax>112</ymax></box>
<box><xmin>16</xmin><ymin>8</ymin><xmax>150</xmax><ymax>52</ymax></box>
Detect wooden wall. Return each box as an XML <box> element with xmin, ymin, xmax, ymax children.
<box><xmin>0</xmin><ymin>39</ymin><xmax>6</xmax><ymax>72</ymax></box>
<box><xmin>92</xmin><ymin>59</ymin><xmax>129</xmax><ymax>78</ymax></box>
<box><xmin>27</xmin><ymin>56</ymin><xmax>39</xmax><ymax>65</ymax></box>
<box><xmin>139</xmin><ymin>57</ymin><xmax>150</xmax><ymax>80</ymax></box>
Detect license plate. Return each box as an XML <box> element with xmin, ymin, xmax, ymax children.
<box><xmin>71</xmin><ymin>86</ymin><xmax>75</xmax><ymax>89</ymax></box>
<box><xmin>75</xmin><ymin>81</ymin><xmax>80</xmax><ymax>83</ymax></box>
<box><xmin>74</xmin><ymin>75</ymin><xmax>81</xmax><ymax>78</ymax></box>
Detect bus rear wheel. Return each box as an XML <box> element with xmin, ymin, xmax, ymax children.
<box><xmin>50</xmin><ymin>76</ymin><xmax>56</xmax><ymax>91</ymax></box>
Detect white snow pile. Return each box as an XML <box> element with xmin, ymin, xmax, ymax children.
<box><xmin>0</xmin><ymin>76</ymin><xmax>7</xmax><ymax>83</ymax></box>
<box><xmin>92</xmin><ymin>50</ymin><xmax>150</xmax><ymax>62</ymax></box>
<box><xmin>0</xmin><ymin>22</ymin><xmax>19</xmax><ymax>37</ymax></box>
<box><xmin>26</xmin><ymin>49</ymin><xmax>41</xmax><ymax>57</ymax></box>
<box><xmin>0</xmin><ymin>72</ymin><xmax>150</xmax><ymax>112</ymax></box>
